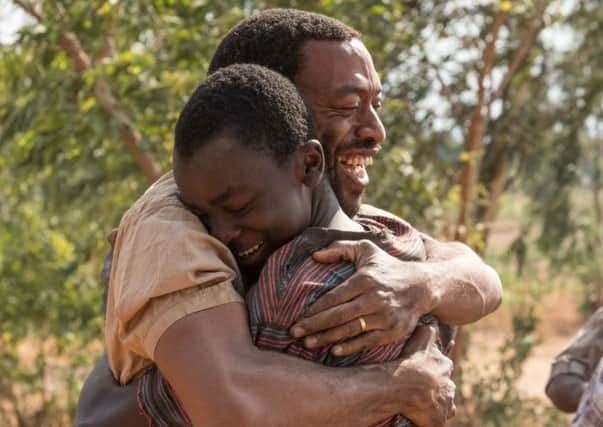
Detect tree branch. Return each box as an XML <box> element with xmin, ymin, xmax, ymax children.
<box><xmin>455</xmin><ymin>8</ymin><xmax>507</xmax><ymax>242</ymax></box>
<box><xmin>489</xmin><ymin>2</ymin><xmax>545</xmax><ymax>105</ymax></box>
<box><xmin>12</xmin><ymin>0</ymin><xmax>162</xmax><ymax>184</ymax></box>
<box><xmin>12</xmin><ymin>0</ymin><xmax>43</xmax><ymax>21</ymax></box>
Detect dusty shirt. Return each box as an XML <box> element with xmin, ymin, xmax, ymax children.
<box><xmin>105</xmin><ymin>171</ymin><xmax>244</xmax><ymax>384</ymax></box>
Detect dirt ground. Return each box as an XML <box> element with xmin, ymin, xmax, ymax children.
<box><xmin>468</xmin><ymin>289</ymin><xmax>583</xmax><ymax>400</ymax></box>
<box><xmin>463</xmin><ymin>216</ymin><xmax>588</xmax><ymax>423</ymax></box>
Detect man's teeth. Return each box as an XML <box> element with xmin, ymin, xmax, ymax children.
<box><xmin>237</xmin><ymin>242</ymin><xmax>264</xmax><ymax>258</ymax></box>
<box><xmin>337</xmin><ymin>155</ymin><xmax>374</xmax><ymax>167</ymax></box>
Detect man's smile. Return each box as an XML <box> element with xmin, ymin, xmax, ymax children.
<box><xmin>336</xmin><ymin>148</ymin><xmax>380</xmax><ymax>188</ymax></box>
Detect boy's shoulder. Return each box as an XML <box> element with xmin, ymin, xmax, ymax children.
<box><xmin>355</xmin><ymin>204</ymin><xmax>415</xmax><ymax>238</ymax></box>
<box><xmin>116</xmin><ymin>170</ymin><xmax>205</xmax><ymax>235</ymax></box>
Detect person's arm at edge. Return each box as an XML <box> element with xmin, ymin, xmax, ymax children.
<box><xmin>155</xmin><ymin>301</ymin><xmax>454</xmax><ymax>427</ymax></box>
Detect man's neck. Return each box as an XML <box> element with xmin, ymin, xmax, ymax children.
<box><xmin>309</xmin><ymin>180</ymin><xmax>363</xmax><ymax>232</ymax></box>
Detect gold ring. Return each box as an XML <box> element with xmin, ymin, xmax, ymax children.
<box><xmin>359</xmin><ymin>317</ymin><xmax>367</xmax><ymax>332</ymax></box>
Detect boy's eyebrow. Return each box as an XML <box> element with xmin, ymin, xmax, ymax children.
<box><xmin>208</xmin><ymin>186</ymin><xmax>235</xmax><ymax>204</ymax></box>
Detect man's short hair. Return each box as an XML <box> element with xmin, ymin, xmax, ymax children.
<box><xmin>174</xmin><ymin>63</ymin><xmax>315</xmax><ymax>164</ymax></box>
<box><xmin>208</xmin><ymin>8</ymin><xmax>361</xmax><ymax>80</ymax></box>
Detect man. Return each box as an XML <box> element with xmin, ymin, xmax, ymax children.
<box><xmin>77</xmin><ymin>9</ymin><xmax>502</xmax><ymax>427</ymax></box>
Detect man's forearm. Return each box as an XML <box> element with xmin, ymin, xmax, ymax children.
<box><xmin>420</xmin><ymin>235</ymin><xmax>502</xmax><ymax>325</ymax></box>
<box><xmin>155</xmin><ymin>303</ymin><xmax>405</xmax><ymax>427</ymax></box>
<box><xmin>75</xmin><ymin>354</ymin><xmax>145</xmax><ymax>427</ymax></box>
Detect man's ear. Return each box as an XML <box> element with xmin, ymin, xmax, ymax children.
<box><xmin>296</xmin><ymin>139</ymin><xmax>324</xmax><ymax>188</ymax></box>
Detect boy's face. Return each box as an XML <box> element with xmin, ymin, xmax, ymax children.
<box><xmin>175</xmin><ymin>132</ymin><xmax>317</xmax><ymax>269</ymax></box>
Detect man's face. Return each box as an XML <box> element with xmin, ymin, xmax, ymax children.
<box><xmin>294</xmin><ymin>38</ymin><xmax>385</xmax><ymax>217</ymax></box>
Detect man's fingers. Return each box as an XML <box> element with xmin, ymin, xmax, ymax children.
<box><xmin>313</xmin><ymin>239</ymin><xmax>379</xmax><ymax>267</ymax></box>
<box><xmin>303</xmin><ymin>275</ymin><xmax>365</xmax><ymax>318</ymax></box>
<box><xmin>400</xmin><ymin>324</ymin><xmax>438</xmax><ymax>357</ymax></box>
<box><xmin>301</xmin><ymin>313</ymin><xmax>384</xmax><ymax>349</ymax></box>
<box><xmin>291</xmin><ymin>293</ymin><xmax>374</xmax><ymax>338</ymax></box>
<box><xmin>330</xmin><ymin>330</ymin><xmax>390</xmax><ymax>356</ymax></box>
<box><xmin>312</xmin><ymin>240</ymin><xmax>363</xmax><ymax>264</ymax></box>
<box><xmin>448</xmin><ymin>402</ymin><xmax>457</xmax><ymax>419</ymax></box>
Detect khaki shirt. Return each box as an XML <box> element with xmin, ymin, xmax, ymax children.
<box><xmin>105</xmin><ymin>172</ymin><xmax>244</xmax><ymax>384</ymax></box>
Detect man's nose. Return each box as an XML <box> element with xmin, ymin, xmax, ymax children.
<box><xmin>356</xmin><ymin>105</ymin><xmax>386</xmax><ymax>146</ymax></box>
<box><xmin>209</xmin><ymin>217</ymin><xmax>241</xmax><ymax>246</ymax></box>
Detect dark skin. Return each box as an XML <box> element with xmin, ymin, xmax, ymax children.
<box><xmin>76</xmin><ymin>37</ymin><xmax>501</xmax><ymax>427</ymax></box>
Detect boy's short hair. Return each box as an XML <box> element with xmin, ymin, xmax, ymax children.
<box><xmin>208</xmin><ymin>8</ymin><xmax>360</xmax><ymax>80</ymax></box>
<box><xmin>174</xmin><ymin>63</ymin><xmax>315</xmax><ymax>164</ymax></box>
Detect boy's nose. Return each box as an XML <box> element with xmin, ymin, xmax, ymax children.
<box><xmin>210</xmin><ymin>218</ymin><xmax>241</xmax><ymax>246</ymax></box>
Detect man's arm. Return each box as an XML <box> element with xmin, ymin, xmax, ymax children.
<box><xmin>289</xmin><ymin>236</ymin><xmax>502</xmax><ymax>355</ymax></box>
<box><xmin>418</xmin><ymin>233</ymin><xmax>502</xmax><ymax>324</ymax></box>
<box><xmin>155</xmin><ymin>302</ymin><xmax>455</xmax><ymax>427</ymax></box>
<box><xmin>75</xmin><ymin>354</ymin><xmax>146</xmax><ymax>427</ymax></box>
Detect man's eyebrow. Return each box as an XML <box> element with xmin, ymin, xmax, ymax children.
<box><xmin>334</xmin><ymin>84</ymin><xmax>382</xmax><ymax>96</ymax></box>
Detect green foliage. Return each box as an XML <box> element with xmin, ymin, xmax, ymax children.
<box><xmin>1</xmin><ymin>0</ymin><xmax>602</xmax><ymax>424</ymax></box>
<box><xmin>453</xmin><ymin>276</ymin><xmax>567</xmax><ymax>427</ymax></box>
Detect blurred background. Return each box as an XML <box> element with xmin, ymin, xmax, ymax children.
<box><xmin>0</xmin><ymin>0</ymin><xmax>601</xmax><ymax>425</ymax></box>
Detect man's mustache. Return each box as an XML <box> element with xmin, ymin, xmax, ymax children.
<box><xmin>337</xmin><ymin>139</ymin><xmax>379</xmax><ymax>151</ymax></box>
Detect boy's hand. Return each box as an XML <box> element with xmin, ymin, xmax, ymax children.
<box><xmin>290</xmin><ymin>240</ymin><xmax>437</xmax><ymax>356</ymax></box>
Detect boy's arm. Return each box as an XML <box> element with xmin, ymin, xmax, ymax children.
<box><xmin>155</xmin><ymin>302</ymin><xmax>455</xmax><ymax>427</ymax></box>
<box><xmin>290</xmin><ymin>235</ymin><xmax>502</xmax><ymax>355</ymax></box>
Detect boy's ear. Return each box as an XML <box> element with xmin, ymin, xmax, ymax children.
<box><xmin>296</xmin><ymin>139</ymin><xmax>324</xmax><ymax>188</ymax></box>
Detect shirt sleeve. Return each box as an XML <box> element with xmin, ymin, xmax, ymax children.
<box><xmin>550</xmin><ymin>307</ymin><xmax>603</xmax><ymax>382</ymax></box>
<box><xmin>105</xmin><ymin>202</ymin><xmax>244</xmax><ymax>384</ymax></box>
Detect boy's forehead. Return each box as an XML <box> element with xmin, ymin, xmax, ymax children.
<box><xmin>183</xmin><ymin>136</ymin><xmax>282</xmax><ymax>199</ymax></box>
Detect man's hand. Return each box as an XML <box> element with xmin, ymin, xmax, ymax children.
<box><xmin>394</xmin><ymin>324</ymin><xmax>456</xmax><ymax>427</ymax></box>
<box><xmin>290</xmin><ymin>240</ymin><xmax>437</xmax><ymax>356</ymax></box>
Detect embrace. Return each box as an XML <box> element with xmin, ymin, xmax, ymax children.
<box><xmin>76</xmin><ymin>9</ymin><xmax>502</xmax><ymax>427</ymax></box>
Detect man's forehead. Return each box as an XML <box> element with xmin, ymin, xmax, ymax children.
<box><xmin>296</xmin><ymin>38</ymin><xmax>381</xmax><ymax>94</ymax></box>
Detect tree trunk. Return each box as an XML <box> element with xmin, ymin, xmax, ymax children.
<box><xmin>455</xmin><ymin>10</ymin><xmax>506</xmax><ymax>242</ymax></box>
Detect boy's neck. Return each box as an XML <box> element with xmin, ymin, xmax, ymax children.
<box><xmin>310</xmin><ymin>180</ymin><xmax>363</xmax><ymax>232</ymax></box>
